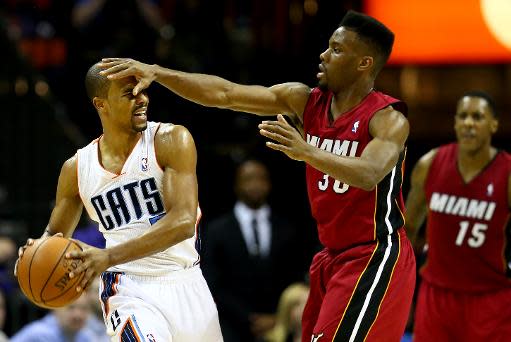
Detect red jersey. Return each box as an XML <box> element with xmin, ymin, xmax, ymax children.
<box><xmin>423</xmin><ymin>143</ymin><xmax>511</xmax><ymax>292</ymax></box>
<box><xmin>303</xmin><ymin>88</ymin><xmax>407</xmax><ymax>250</ymax></box>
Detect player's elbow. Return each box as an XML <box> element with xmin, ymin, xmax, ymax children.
<box><xmin>216</xmin><ymin>84</ymin><xmax>242</xmax><ymax>110</ymax></box>
<box><xmin>176</xmin><ymin>216</ymin><xmax>197</xmax><ymax>240</ymax></box>
<box><xmin>358</xmin><ymin>181</ymin><xmax>376</xmax><ymax>192</ymax></box>
<box><xmin>357</xmin><ymin>170</ymin><xmax>380</xmax><ymax>191</ymax></box>
<box><xmin>181</xmin><ymin>222</ymin><xmax>196</xmax><ymax>240</ymax></box>
<box><xmin>359</xmin><ymin>160</ymin><xmax>397</xmax><ymax>191</ymax></box>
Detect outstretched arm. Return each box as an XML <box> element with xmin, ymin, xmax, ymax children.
<box><xmin>68</xmin><ymin>124</ymin><xmax>200</xmax><ymax>290</ymax></box>
<box><xmin>99</xmin><ymin>58</ymin><xmax>310</xmax><ymax>122</ymax></box>
<box><xmin>405</xmin><ymin>149</ymin><xmax>437</xmax><ymax>250</ymax></box>
<box><xmin>259</xmin><ymin>107</ymin><xmax>409</xmax><ymax>191</ymax></box>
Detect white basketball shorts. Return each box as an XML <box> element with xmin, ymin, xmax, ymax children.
<box><xmin>99</xmin><ymin>266</ymin><xmax>223</xmax><ymax>342</ymax></box>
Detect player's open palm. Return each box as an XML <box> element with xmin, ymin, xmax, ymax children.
<box><xmin>259</xmin><ymin>114</ymin><xmax>311</xmax><ymax>161</ymax></box>
<box><xmin>99</xmin><ymin>58</ymin><xmax>156</xmax><ymax>96</ymax></box>
<box><xmin>66</xmin><ymin>242</ymin><xmax>110</xmax><ymax>292</ymax></box>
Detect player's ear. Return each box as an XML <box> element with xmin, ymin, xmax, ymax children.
<box><xmin>92</xmin><ymin>97</ymin><xmax>105</xmax><ymax>112</ymax></box>
<box><xmin>490</xmin><ymin>118</ymin><xmax>498</xmax><ymax>133</ymax></box>
<box><xmin>358</xmin><ymin>56</ymin><xmax>373</xmax><ymax>71</ymax></box>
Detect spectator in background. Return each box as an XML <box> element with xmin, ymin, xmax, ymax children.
<box><xmin>265</xmin><ymin>282</ymin><xmax>309</xmax><ymax>342</ymax></box>
<box><xmin>71</xmin><ymin>0</ymin><xmax>165</xmax><ymax>58</ymax></box>
<box><xmin>201</xmin><ymin>159</ymin><xmax>305</xmax><ymax>342</ymax></box>
<box><xmin>10</xmin><ymin>294</ymin><xmax>95</xmax><ymax>342</ymax></box>
<box><xmin>0</xmin><ymin>235</ymin><xmax>17</xmax><ymax>294</ymax></box>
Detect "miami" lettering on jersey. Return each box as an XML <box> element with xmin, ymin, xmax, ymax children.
<box><xmin>306</xmin><ymin>134</ymin><xmax>359</xmax><ymax>157</ymax></box>
<box><xmin>429</xmin><ymin>192</ymin><xmax>496</xmax><ymax>221</ymax></box>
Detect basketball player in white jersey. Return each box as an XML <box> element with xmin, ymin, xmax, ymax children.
<box><xmin>15</xmin><ymin>63</ymin><xmax>223</xmax><ymax>342</ymax></box>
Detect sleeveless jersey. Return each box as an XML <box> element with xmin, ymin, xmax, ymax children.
<box><xmin>77</xmin><ymin>122</ymin><xmax>201</xmax><ymax>276</ymax></box>
<box><xmin>422</xmin><ymin>143</ymin><xmax>511</xmax><ymax>292</ymax></box>
<box><xmin>303</xmin><ymin>88</ymin><xmax>408</xmax><ymax>250</ymax></box>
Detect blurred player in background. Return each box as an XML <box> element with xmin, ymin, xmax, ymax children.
<box><xmin>100</xmin><ymin>10</ymin><xmax>415</xmax><ymax>341</ymax></box>
<box><xmin>15</xmin><ymin>63</ymin><xmax>222</xmax><ymax>341</ymax></box>
<box><xmin>405</xmin><ymin>91</ymin><xmax>511</xmax><ymax>341</ymax></box>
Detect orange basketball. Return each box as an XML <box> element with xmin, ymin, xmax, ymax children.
<box><xmin>17</xmin><ymin>235</ymin><xmax>85</xmax><ymax>309</ymax></box>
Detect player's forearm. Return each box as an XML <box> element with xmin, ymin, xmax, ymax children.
<box><xmin>153</xmin><ymin>65</ymin><xmax>236</xmax><ymax>109</ymax></box>
<box><xmin>105</xmin><ymin>214</ymin><xmax>195</xmax><ymax>267</ymax></box>
<box><xmin>303</xmin><ymin>147</ymin><xmax>385</xmax><ymax>191</ymax></box>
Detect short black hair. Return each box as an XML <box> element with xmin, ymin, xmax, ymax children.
<box><xmin>85</xmin><ymin>63</ymin><xmax>110</xmax><ymax>101</ymax></box>
<box><xmin>339</xmin><ymin>10</ymin><xmax>394</xmax><ymax>74</ymax></box>
<box><xmin>460</xmin><ymin>90</ymin><xmax>498</xmax><ymax>118</ymax></box>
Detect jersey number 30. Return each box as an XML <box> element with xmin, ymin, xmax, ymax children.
<box><xmin>455</xmin><ymin>221</ymin><xmax>488</xmax><ymax>248</ymax></box>
<box><xmin>318</xmin><ymin>175</ymin><xmax>349</xmax><ymax>194</ymax></box>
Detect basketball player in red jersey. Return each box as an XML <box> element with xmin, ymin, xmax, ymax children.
<box><xmin>406</xmin><ymin>91</ymin><xmax>511</xmax><ymax>341</ymax></box>
<box><xmin>99</xmin><ymin>10</ymin><xmax>416</xmax><ymax>342</ymax></box>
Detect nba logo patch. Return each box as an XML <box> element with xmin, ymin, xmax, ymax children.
<box><xmin>487</xmin><ymin>183</ymin><xmax>494</xmax><ymax>196</ymax></box>
<box><xmin>141</xmin><ymin>157</ymin><xmax>148</xmax><ymax>172</ymax></box>
<box><xmin>352</xmin><ymin>120</ymin><xmax>360</xmax><ymax>133</ymax></box>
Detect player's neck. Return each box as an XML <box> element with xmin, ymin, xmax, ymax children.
<box><xmin>457</xmin><ymin>145</ymin><xmax>497</xmax><ymax>181</ymax></box>
<box><xmin>101</xmin><ymin>129</ymin><xmax>142</xmax><ymax>158</ymax></box>
<box><xmin>330</xmin><ymin>82</ymin><xmax>373</xmax><ymax>121</ymax></box>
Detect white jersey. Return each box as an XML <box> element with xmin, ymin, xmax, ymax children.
<box><xmin>77</xmin><ymin>121</ymin><xmax>201</xmax><ymax>276</ymax></box>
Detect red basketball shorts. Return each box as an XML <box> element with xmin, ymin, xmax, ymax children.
<box><xmin>302</xmin><ymin>229</ymin><xmax>415</xmax><ymax>342</ymax></box>
<box><xmin>414</xmin><ymin>280</ymin><xmax>511</xmax><ymax>342</ymax></box>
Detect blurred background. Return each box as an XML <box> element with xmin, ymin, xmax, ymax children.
<box><xmin>0</xmin><ymin>0</ymin><xmax>510</xmax><ymax>337</ymax></box>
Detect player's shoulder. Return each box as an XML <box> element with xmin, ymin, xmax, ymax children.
<box><xmin>421</xmin><ymin>143</ymin><xmax>460</xmax><ymax>167</ymax></box>
<box><xmin>493</xmin><ymin>149</ymin><xmax>511</xmax><ymax>175</ymax></box>
<box><xmin>411</xmin><ymin>148</ymin><xmax>439</xmax><ymax>182</ymax></box>
<box><xmin>272</xmin><ymin>82</ymin><xmax>311</xmax><ymax>96</ymax></box>
<box><xmin>373</xmin><ymin>102</ymin><xmax>408</xmax><ymax>120</ymax></box>
<box><xmin>418</xmin><ymin>147</ymin><xmax>440</xmax><ymax>166</ymax></box>
<box><xmin>271</xmin><ymin>82</ymin><xmax>312</xmax><ymax>122</ymax></box>
<box><xmin>155</xmin><ymin>123</ymin><xmax>194</xmax><ymax>147</ymax></box>
<box><xmin>499</xmin><ymin>149</ymin><xmax>511</xmax><ymax>163</ymax></box>
<box><xmin>62</xmin><ymin>154</ymin><xmax>78</xmax><ymax>172</ymax></box>
<box><xmin>154</xmin><ymin>123</ymin><xmax>196</xmax><ymax>165</ymax></box>
<box><xmin>369</xmin><ymin>105</ymin><xmax>409</xmax><ymax>141</ymax></box>
<box><xmin>156</xmin><ymin>122</ymin><xmax>190</xmax><ymax>136</ymax></box>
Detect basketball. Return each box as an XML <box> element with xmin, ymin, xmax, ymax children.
<box><xmin>16</xmin><ymin>235</ymin><xmax>85</xmax><ymax>309</ymax></box>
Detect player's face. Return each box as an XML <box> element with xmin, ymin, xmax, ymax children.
<box><xmin>106</xmin><ymin>77</ymin><xmax>149</xmax><ymax>133</ymax></box>
<box><xmin>317</xmin><ymin>27</ymin><xmax>367</xmax><ymax>92</ymax></box>
<box><xmin>235</xmin><ymin>161</ymin><xmax>271</xmax><ymax>209</ymax></box>
<box><xmin>454</xmin><ymin>96</ymin><xmax>497</xmax><ymax>154</ymax></box>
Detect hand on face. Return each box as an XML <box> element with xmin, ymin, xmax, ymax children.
<box><xmin>258</xmin><ymin>114</ymin><xmax>310</xmax><ymax>161</ymax></box>
<box><xmin>98</xmin><ymin>58</ymin><xmax>156</xmax><ymax>96</ymax></box>
<box><xmin>66</xmin><ymin>241</ymin><xmax>110</xmax><ymax>293</ymax></box>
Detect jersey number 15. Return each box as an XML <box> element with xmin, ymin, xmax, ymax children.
<box><xmin>455</xmin><ymin>221</ymin><xmax>488</xmax><ymax>248</ymax></box>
